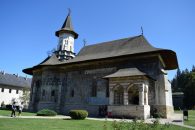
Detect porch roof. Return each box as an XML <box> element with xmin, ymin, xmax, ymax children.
<box><xmin>104</xmin><ymin>68</ymin><xmax>150</xmax><ymax>79</ymax></box>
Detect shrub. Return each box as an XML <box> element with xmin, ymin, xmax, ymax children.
<box><xmin>153</xmin><ymin>113</ymin><xmax>164</xmax><ymax>118</ymax></box>
<box><xmin>69</xmin><ymin>110</ymin><xmax>88</xmax><ymax>120</ymax></box>
<box><xmin>5</xmin><ymin>105</ymin><xmax>12</xmax><ymax>110</ymax></box>
<box><xmin>37</xmin><ymin>109</ymin><xmax>57</xmax><ymax>116</ymax></box>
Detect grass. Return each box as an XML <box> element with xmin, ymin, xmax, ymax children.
<box><xmin>0</xmin><ymin>118</ymin><xmax>192</xmax><ymax>130</ymax></box>
<box><xmin>0</xmin><ymin>109</ymin><xmax>35</xmax><ymax>116</ymax></box>
<box><xmin>0</xmin><ymin>109</ymin><xmax>193</xmax><ymax>130</ymax></box>
<box><xmin>175</xmin><ymin>110</ymin><xmax>195</xmax><ymax>127</ymax></box>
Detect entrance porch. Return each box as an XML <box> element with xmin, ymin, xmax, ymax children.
<box><xmin>104</xmin><ymin>68</ymin><xmax>152</xmax><ymax>119</ymax></box>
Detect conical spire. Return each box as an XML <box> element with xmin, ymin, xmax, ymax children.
<box><xmin>55</xmin><ymin>11</ymin><xmax>78</xmax><ymax>39</ymax></box>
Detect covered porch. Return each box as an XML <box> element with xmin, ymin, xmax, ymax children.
<box><xmin>104</xmin><ymin>68</ymin><xmax>152</xmax><ymax>119</ymax></box>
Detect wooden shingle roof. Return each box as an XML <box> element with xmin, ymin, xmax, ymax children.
<box><xmin>23</xmin><ymin>35</ymin><xmax>178</xmax><ymax>75</ymax></box>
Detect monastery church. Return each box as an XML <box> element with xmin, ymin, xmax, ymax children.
<box><xmin>23</xmin><ymin>12</ymin><xmax>178</xmax><ymax>119</ymax></box>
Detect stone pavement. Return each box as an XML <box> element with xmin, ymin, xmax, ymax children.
<box><xmin>0</xmin><ymin>113</ymin><xmax>195</xmax><ymax>130</ymax></box>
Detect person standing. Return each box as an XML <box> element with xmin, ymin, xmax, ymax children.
<box><xmin>11</xmin><ymin>102</ymin><xmax>16</xmax><ymax>117</ymax></box>
<box><xmin>18</xmin><ymin>102</ymin><xmax>24</xmax><ymax>116</ymax></box>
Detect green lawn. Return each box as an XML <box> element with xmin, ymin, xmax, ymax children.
<box><xmin>0</xmin><ymin>109</ymin><xmax>35</xmax><ymax>116</ymax></box>
<box><xmin>0</xmin><ymin>109</ymin><xmax>193</xmax><ymax>130</ymax></box>
<box><xmin>0</xmin><ymin>118</ymin><xmax>192</xmax><ymax>130</ymax></box>
<box><xmin>175</xmin><ymin>110</ymin><xmax>195</xmax><ymax>127</ymax></box>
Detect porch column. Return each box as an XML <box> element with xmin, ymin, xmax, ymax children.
<box><xmin>109</xmin><ymin>90</ymin><xmax>114</xmax><ymax>105</ymax></box>
<box><xmin>139</xmin><ymin>84</ymin><xmax>145</xmax><ymax>106</ymax></box>
<box><xmin>124</xmin><ymin>89</ymin><xmax>128</xmax><ymax>105</ymax></box>
<box><xmin>144</xmin><ymin>84</ymin><xmax>148</xmax><ymax>105</ymax></box>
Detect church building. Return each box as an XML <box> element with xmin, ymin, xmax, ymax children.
<box><xmin>23</xmin><ymin>12</ymin><xmax>178</xmax><ymax>119</ymax></box>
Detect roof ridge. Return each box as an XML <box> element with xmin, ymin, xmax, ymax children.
<box><xmin>83</xmin><ymin>35</ymin><xmax>142</xmax><ymax>48</ymax></box>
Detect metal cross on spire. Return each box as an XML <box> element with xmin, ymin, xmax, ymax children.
<box><xmin>68</xmin><ymin>8</ymin><xmax>71</xmax><ymax>15</ymax></box>
<box><xmin>141</xmin><ymin>26</ymin><xmax>144</xmax><ymax>35</ymax></box>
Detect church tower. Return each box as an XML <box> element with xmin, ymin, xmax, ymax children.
<box><xmin>55</xmin><ymin>11</ymin><xmax>78</xmax><ymax>61</ymax></box>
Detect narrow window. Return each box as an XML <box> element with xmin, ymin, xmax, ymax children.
<box><xmin>70</xmin><ymin>46</ymin><xmax>72</xmax><ymax>52</ymax></box>
<box><xmin>91</xmin><ymin>80</ymin><xmax>97</xmax><ymax>97</ymax></box>
<box><xmin>16</xmin><ymin>90</ymin><xmax>19</xmax><ymax>94</ymax></box>
<box><xmin>1</xmin><ymin>88</ymin><xmax>4</xmax><ymax>92</ymax></box>
<box><xmin>51</xmin><ymin>90</ymin><xmax>55</xmax><ymax>97</ymax></box>
<box><xmin>70</xmin><ymin>89</ymin><xmax>74</xmax><ymax>97</ymax></box>
<box><xmin>106</xmin><ymin>80</ymin><xmax>109</xmax><ymax>97</ymax></box>
<box><xmin>9</xmin><ymin>89</ymin><xmax>12</xmax><ymax>93</ymax></box>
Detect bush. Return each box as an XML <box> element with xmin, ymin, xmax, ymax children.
<box><xmin>69</xmin><ymin>110</ymin><xmax>88</xmax><ymax>120</ymax></box>
<box><xmin>37</xmin><ymin>109</ymin><xmax>57</xmax><ymax>116</ymax></box>
<box><xmin>153</xmin><ymin>113</ymin><xmax>164</xmax><ymax>118</ymax></box>
<box><xmin>5</xmin><ymin>105</ymin><xmax>12</xmax><ymax>110</ymax></box>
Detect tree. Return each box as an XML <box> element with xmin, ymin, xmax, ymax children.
<box><xmin>19</xmin><ymin>90</ymin><xmax>30</xmax><ymax>108</ymax></box>
<box><xmin>192</xmin><ymin>65</ymin><xmax>195</xmax><ymax>72</ymax></box>
<box><xmin>171</xmin><ymin>65</ymin><xmax>195</xmax><ymax>109</ymax></box>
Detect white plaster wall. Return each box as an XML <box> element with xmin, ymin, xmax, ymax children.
<box><xmin>58</xmin><ymin>33</ymin><xmax>74</xmax><ymax>52</ymax></box>
<box><xmin>155</xmin><ymin>73</ymin><xmax>173</xmax><ymax>107</ymax></box>
<box><xmin>0</xmin><ymin>87</ymin><xmax>23</xmax><ymax>105</ymax></box>
<box><xmin>164</xmin><ymin>75</ymin><xmax>173</xmax><ymax>106</ymax></box>
<box><xmin>156</xmin><ymin>74</ymin><xmax>166</xmax><ymax>105</ymax></box>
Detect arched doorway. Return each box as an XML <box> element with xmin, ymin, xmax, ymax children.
<box><xmin>128</xmin><ymin>85</ymin><xmax>139</xmax><ymax>105</ymax></box>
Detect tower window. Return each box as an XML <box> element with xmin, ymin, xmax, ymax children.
<box><xmin>16</xmin><ymin>90</ymin><xmax>19</xmax><ymax>94</ymax></box>
<box><xmin>70</xmin><ymin>46</ymin><xmax>72</xmax><ymax>52</ymax></box>
<box><xmin>65</xmin><ymin>40</ymin><xmax>68</xmax><ymax>45</ymax></box>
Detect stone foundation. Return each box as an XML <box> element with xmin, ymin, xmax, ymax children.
<box><xmin>108</xmin><ymin>105</ymin><xmax>150</xmax><ymax>119</ymax></box>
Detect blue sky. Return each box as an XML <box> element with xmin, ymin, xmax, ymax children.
<box><xmin>0</xmin><ymin>0</ymin><xmax>194</xmax><ymax>79</ymax></box>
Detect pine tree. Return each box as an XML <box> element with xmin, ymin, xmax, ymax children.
<box><xmin>192</xmin><ymin>65</ymin><xmax>195</xmax><ymax>72</ymax></box>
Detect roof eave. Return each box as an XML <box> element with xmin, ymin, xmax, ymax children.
<box><xmin>23</xmin><ymin>49</ymin><xmax>178</xmax><ymax>75</ymax></box>
<box><xmin>55</xmin><ymin>29</ymin><xmax>78</xmax><ymax>39</ymax></box>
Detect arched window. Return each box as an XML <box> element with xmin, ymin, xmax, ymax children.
<box><xmin>114</xmin><ymin>86</ymin><xmax>124</xmax><ymax>105</ymax></box>
<box><xmin>128</xmin><ymin>85</ymin><xmax>139</xmax><ymax>105</ymax></box>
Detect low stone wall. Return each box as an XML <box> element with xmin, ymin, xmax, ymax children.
<box><xmin>108</xmin><ymin>105</ymin><xmax>150</xmax><ymax>119</ymax></box>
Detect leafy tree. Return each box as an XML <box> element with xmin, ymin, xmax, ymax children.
<box><xmin>19</xmin><ymin>90</ymin><xmax>30</xmax><ymax>108</ymax></box>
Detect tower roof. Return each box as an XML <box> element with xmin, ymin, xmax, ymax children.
<box><xmin>55</xmin><ymin>13</ymin><xmax>78</xmax><ymax>39</ymax></box>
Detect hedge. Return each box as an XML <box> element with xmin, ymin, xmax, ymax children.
<box><xmin>69</xmin><ymin>110</ymin><xmax>88</xmax><ymax>120</ymax></box>
<box><xmin>37</xmin><ymin>109</ymin><xmax>57</xmax><ymax>116</ymax></box>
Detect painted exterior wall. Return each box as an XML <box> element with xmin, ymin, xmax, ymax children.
<box><xmin>29</xmin><ymin>56</ymin><xmax>174</xmax><ymax>118</ymax></box>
